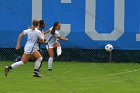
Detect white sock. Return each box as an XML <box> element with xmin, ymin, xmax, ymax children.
<box><xmin>34</xmin><ymin>57</ymin><xmax>43</xmax><ymax>69</ymax></box>
<box><xmin>11</xmin><ymin>61</ymin><xmax>24</xmax><ymax>69</ymax></box>
<box><xmin>57</xmin><ymin>46</ymin><xmax>62</xmax><ymax>56</ymax></box>
<box><xmin>48</xmin><ymin>57</ymin><xmax>53</xmax><ymax>69</ymax></box>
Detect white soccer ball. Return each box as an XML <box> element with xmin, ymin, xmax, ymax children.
<box><xmin>105</xmin><ymin>44</ymin><xmax>113</xmax><ymax>52</ymax></box>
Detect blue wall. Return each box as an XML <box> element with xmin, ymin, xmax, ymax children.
<box><xmin>0</xmin><ymin>0</ymin><xmax>140</xmax><ymax>50</ymax></box>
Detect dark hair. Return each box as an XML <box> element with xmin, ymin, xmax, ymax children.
<box><xmin>51</xmin><ymin>21</ymin><xmax>60</xmax><ymax>35</ymax></box>
<box><xmin>39</xmin><ymin>20</ymin><xmax>45</xmax><ymax>29</ymax></box>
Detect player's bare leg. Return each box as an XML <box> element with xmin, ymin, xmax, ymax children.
<box><xmin>4</xmin><ymin>53</ymin><xmax>30</xmax><ymax>77</ymax></box>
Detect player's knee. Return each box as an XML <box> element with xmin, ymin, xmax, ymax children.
<box><xmin>37</xmin><ymin>57</ymin><xmax>43</xmax><ymax>62</ymax></box>
<box><xmin>54</xmin><ymin>42</ymin><xmax>60</xmax><ymax>47</ymax></box>
<box><xmin>21</xmin><ymin>59</ymin><xmax>28</xmax><ymax>64</ymax></box>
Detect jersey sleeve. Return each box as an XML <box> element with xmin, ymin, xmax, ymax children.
<box><xmin>55</xmin><ymin>31</ymin><xmax>60</xmax><ymax>37</ymax></box>
<box><xmin>38</xmin><ymin>31</ymin><xmax>42</xmax><ymax>39</ymax></box>
<box><xmin>49</xmin><ymin>27</ymin><xmax>53</xmax><ymax>31</ymax></box>
<box><xmin>23</xmin><ymin>29</ymin><xmax>28</xmax><ymax>35</ymax></box>
<box><xmin>38</xmin><ymin>31</ymin><xmax>43</xmax><ymax>39</ymax></box>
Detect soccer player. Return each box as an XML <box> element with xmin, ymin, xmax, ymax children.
<box><xmin>4</xmin><ymin>20</ymin><xmax>44</xmax><ymax>77</ymax></box>
<box><xmin>14</xmin><ymin>20</ymin><xmax>46</xmax><ymax>76</ymax></box>
<box><xmin>43</xmin><ymin>22</ymin><xmax>68</xmax><ymax>71</ymax></box>
<box><xmin>32</xmin><ymin>20</ymin><xmax>46</xmax><ymax>75</ymax></box>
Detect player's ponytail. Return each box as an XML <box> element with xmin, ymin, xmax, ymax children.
<box><xmin>51</xmin><ymin>22</ymin><xmax>60</xmax><ymax>35</ymax></box>
<box><xmin>51</xmin><ymin>27</ymin><xmax>55</xmax><ymax>35</ymax></box>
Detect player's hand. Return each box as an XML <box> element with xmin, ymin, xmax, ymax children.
<box><xmin>16</xmin><ymin>44</ymin><xmax>20</xmax><ymax>50</ymax></box>
<box><xmin>65</xmin><ymin>38</ymin><xmax>68</xmax><ymax>41</ymax></box>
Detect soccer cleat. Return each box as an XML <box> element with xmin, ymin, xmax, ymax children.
<box><xmin>4</xmin><ymin>66</ymin><xmax>10</xmax><ymax>77</ymax></box>
<box><xmin>33</xmin><ymin>70</ymin><xmax>41</xmax><ymax>77</ymax></box>
<box><xmin>33</xmin><ymin>73</ymin><xmax>42</xmax><ymax>77</ymax></box>
<box><xmin>48</xmin><ymin>69</ymin><xmax>52</xmax><ymax>71</ymax></box>
<box><xmin>33</xmin><ymin>69</ymin><xmax>41</xmax><ymax>77</ymax></box>
<box><xmin>57</xmin><ymin>55</ymin><xmax>62</xmax><ymax>61</ymax></box>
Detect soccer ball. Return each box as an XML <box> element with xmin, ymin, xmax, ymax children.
<box><xmin>105</xmin><ymin>44</ymin><xmax>113</xmax><ymax>52</ymax></box>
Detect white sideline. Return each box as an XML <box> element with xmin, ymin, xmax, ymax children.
<box><xmin>107</xmin><ymin>69</ymin><xmax>139</xmax><ymax>75</ymax></box>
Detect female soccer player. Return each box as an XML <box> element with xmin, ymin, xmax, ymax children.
<box><xmin>44</xmin><ymin>22</ymin><xmax>68</xmax><ymax>71</ymax></box>
<box><xmin>4</xmin><ymin>20</ymin><xmax>44</xmax><ymax>77</ymax></box>
<box><xmin>32</xmin><ymin>20</ymin><xmax>46</xmax><ymax>76</ymax></box>
<box><xmin>14</xmin><ymin>20</ymin><xmax>46</xmax><ymax>76</ymax></box>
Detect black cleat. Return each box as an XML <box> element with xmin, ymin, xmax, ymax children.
<box><xmin>4</xmin><ymin>66</ymin><xmax>10</xmax><ymax>77</ymax></box>
<box><xmin>57</xmin><ymin>55</ymin><xmax>62</xmax><ymax>61</ymax></box>
<box><xmin>33</xmin><ymin>73</ymin><xmax>42</xmax><ymax>77</ymax></box>
<box><xmin>48</xmin><ymin>69</ymin><xmax>52</xmax><ymax>71</ymax></box>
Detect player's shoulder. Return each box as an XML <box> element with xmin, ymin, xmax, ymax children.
<box><xmin>55</xmin><ymin>30</ymin><xmax>60</xmax><ymax>37</ymax></box>
<box><xmin>34</xmin><ymin>28</ymin><xmax>42</xmax><ymax>35</ymax></box>
<box><xmin>35</xmin><ymin>28</ymin><xmax>41</xmax><ymax>32</ymax></box>
<box><xmin>55</xmin><ymin>30</ymin><xmax>59</xmax><ymax>34</ymax></box>
<box><xmin>23</xmin><ymin>28</ymin><xmax>31</xmax><ymax>32</ymax></box>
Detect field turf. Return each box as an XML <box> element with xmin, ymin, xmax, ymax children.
<box><xmin>0</xmin><ymin>61</ymin><xmax>140</xmax><ymax>93</ymax></box>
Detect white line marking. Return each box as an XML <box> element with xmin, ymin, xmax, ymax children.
<box><xmin>107</xmin><ymin>69</ymin><xmax>139</xmax><ymax>75</ymax></box>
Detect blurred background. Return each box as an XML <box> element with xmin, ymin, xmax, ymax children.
<box><xmin>0</xmin><ymin>0</ymin><xmax>140</xmax><ymax>62</ymax></box>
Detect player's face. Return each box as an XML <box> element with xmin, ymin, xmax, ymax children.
<box><xmin>56</xmin><ymin>23</ymin><xmax>61</xmax><ymax>31</ymax></box>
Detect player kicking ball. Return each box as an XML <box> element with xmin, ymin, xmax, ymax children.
<box><xmin>43</xmin><ymin>22</ymin><xmax>68</xmax><ymax>71</ymax></box>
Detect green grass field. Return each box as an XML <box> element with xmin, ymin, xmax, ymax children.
<box><xmin>0</xmin><ymin>61</ymin><xmax>140</xmax><ymax>93</ymax></box>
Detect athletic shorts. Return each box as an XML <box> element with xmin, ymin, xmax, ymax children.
<box><xmin>24</xmin><ymin>45</ymin><xmax>36</xmax><ymax>54</ymax></box>
<box><xmin>46</xmin><ymin>43</ymin><xmax>54</xmax><ymax>49</ymax></box>
<box><xmin>46</xmin><ymin>41</ymin><xmax>58</xmax><ymax>49</ymax></box>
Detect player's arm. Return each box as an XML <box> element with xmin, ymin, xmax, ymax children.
<box><xmin>38</xmin><ymin>32</ymin><xmax>45</xmax><ymax>43</ymax></box>
<box><xmin>43</xmin><ymin>29</ymin><xmax>51</xmax><ymax>35</ymax></box>
<box><xmin>55</xmin><ymin>31</ymin><xmax>68</xmax><ymax>41</ymax></box>
<box><xmin>16</xmin><ymin>32</ymin><xmax>24</xmax><ymax>50</ymax></box>
<box><xmin>57</xmin><ymin>36</ymin><xmax>68</xmax><ymax>41</ymax></box>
